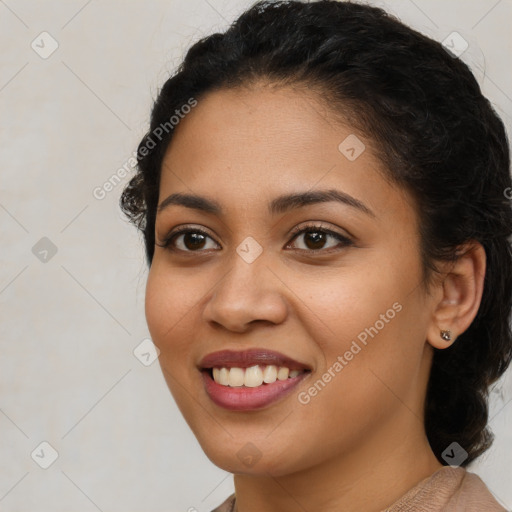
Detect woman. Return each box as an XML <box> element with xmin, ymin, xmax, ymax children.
<box><xmin>120</xmin><ymin>1</ymin><xmax>512</xmax><ymax>510</ymax></box>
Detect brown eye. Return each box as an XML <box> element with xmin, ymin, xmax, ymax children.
<box><xmin>302</xmin><ymin>231</ymin><xmax>329</xmax><ymax>250</ymax></box>
<box><xmin>287</xmin><ymin>225</ymin><xmax>353</xmax><ymax>253</ymax></box>
<box><xmin>157</xmin><ymin>228</ymin><xmax>219</xmax><ymax>252</ymax></box>
<box><xmin>157</xmin><ymin>224</ymin><xmax>353</xmax><ymax>255</ymax></box>
<box><xmin>181</xmin><ymin>232</ymin><xmax>207</xmax><ymax>250</ymax></box>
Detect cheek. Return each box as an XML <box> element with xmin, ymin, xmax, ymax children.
<box><xmin>144</xmin><ymin>262</ymin><xmax>201</xmax><ymax>347</ymax></box>
<box><xmin>287</xmin><ymin>255</ymin><xmax>425</xmax><ymax>409</ymax></box>
<box><xmin>144</xmin><ymin>267</ymin><xmax>170</xmax><ymax>345</ymax></box>
<box><xmin>144</xmin><ymin>265</ymin><xmax>201</xmax><ymax>413</ymax></box>
<box><xmin>144</xmin><ymin>266</ymin><xmax>195</xmax><ymax>390</ymax></box>
<box><xmin>285</xmin><ymin>262</ymin><xmax>407</xmax><ymax>353</ymax></box>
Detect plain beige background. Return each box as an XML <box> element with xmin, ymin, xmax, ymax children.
<box><xmin>1</xmin><ymin>0</ymin><xmax>511</xmax><ymax>510</ymax></box>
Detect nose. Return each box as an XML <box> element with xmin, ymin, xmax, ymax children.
<box><xmin>202</xmin><ymin>251</ymin><xmax>288</xmax><ymax>333</ymax></box>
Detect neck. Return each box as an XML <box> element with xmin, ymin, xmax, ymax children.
<box><xmin>232</xmin><ymin>415</ymin><xmax>443</xmax><ymax>512</ymax></box>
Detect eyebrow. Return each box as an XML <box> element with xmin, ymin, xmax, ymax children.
<box><xmin>157</xmin><ymin>189</ymin><xmax>375</xmax><ymax>218</ymax></box>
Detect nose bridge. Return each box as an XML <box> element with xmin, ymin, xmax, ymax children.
<box><xmin>203</xmin><ymin>239</ymin><xmax>288</xmax><ymax>330</ymax></box>
<box><xmin>219</xmin><ymin>232</ymin><xmax>268</xmax><ymax>292</ymax></box>
<box><xmin>217</xmin><ymin>239</ymin><xmax>271</xmax><ymax>306</ymax></box>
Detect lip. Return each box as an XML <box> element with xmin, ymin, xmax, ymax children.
<box><xmin>201</xmin><ymin>370</ymin><xmax>310</xmax><ymax>411</ymax></box>
<box><xmin>198</xmin><ymin>348</ymin><xmax>311</xmax><ymax>371</ymax></box>
<box><xmin>198</xmin><ymin>348</ymin><xmax>312</xmax><ymax>411</ymax></box>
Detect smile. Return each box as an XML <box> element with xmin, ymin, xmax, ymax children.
<box><xmin>212</xmin><ymin>365</ymin><xmax>305</xmax><ymax>387</ymax></box>
<box><xmin>199</xmin><ymin>349</ymin><xmax>312</xmax><ymax>411</ymax></box>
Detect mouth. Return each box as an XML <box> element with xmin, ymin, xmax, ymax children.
<box><xmin>208</xmin><ymin>364</ymin><xmax>306</xmax><ymax>386</ymax></box>
<box><xmin>199</xmin><ymin>349</ymin><xmax>312</xmax><ymax>411</ymax></box>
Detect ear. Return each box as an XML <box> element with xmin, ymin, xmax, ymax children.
<box><xmin>426</xmin><ymin>241</ymin><xmax>486</xmax><ymax>350</ymax></box>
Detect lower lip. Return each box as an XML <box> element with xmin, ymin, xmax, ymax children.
<box><xmin>202</xmin><ymin>370</ymin><xmax>309</xmax><ymax>411</ymax></box>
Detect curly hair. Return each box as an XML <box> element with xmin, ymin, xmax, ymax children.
<box><xmin>120</xmin><ymin>0</ymin><xmax>512</xmax><ymax>466</ymax></box>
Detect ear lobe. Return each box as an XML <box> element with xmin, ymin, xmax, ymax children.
<box><xmin>426</xmin><ymin>241</ymin><xmax>486</xmax><ymax>350</ymax></box>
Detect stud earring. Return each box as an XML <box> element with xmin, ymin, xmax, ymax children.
<box><xmin>440</xmin><ymin>329</ymin><xmax>452</xmax><ymax>341</ymax></box>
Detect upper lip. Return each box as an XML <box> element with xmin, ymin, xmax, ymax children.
<box><xmin>199</xmin><ymin>349</ymin><xmax>311</xmax><ymax>371</ymax></box>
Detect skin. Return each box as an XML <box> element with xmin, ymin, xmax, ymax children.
<box><xmin>145</xmin><ymin>83</ymin><xmax>486</xmax><ymax>512</ymax></box>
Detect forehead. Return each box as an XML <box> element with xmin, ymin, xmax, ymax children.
<box><xmin>158</xmin><ymin>85</ymin><xmax>415</xmax><ymax>225</ymax></box>
<box><xmin>163</xmin><ymin>84</ymin><xmax>347</xmax><ymax>169</ymax></box>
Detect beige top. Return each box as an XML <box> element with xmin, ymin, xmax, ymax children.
<box><xmin>210</xmin><ymin>467</ymin><xmax>509</xmax><ymax>512</ymax></box>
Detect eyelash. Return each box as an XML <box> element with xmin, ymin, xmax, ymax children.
<box><xmin>156</xmin><ymin>222</ymin><xmax>353</xmax><ymax>255</ymax></box>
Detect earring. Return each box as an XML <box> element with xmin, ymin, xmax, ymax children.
<box><xmin>440</xmin><ymin>329</ymin><xmax>452</xmax><ymax>341</ymax></box>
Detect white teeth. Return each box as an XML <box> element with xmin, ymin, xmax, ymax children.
<box><xmin>262</xmin><ymin>365</ymin><xmax>278</xmax><ymax>383</ymax></box>
<box><xmin>228</xmin><ymin>367</ymin><xmax>245</xmax><ymax>387</ymax></box>
<box><xmin>219</xmin><ymin>367</ymin><xmax>230</xmax><ymax>386</ymax></box>
<box><xmin>211</xmin><ymin>365</ymin><xmax>305</xmax><ymax>387</ymax></box>
<box><xmin>277</xmin><ymin>367</ymin><xmax>289</xmax><ymax>380</ymax></box>
<box><xmin>244</xmin><ymin>365</ymin><xmax>263</xmax><ymax>387</ymax></box>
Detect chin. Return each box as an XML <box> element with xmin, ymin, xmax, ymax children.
<box><xmin>195</xmin><ymin>432</ymin><xmax>306</xmax><ymax>477</ymax></box>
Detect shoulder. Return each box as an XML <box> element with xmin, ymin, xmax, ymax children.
<box><xmin>210</xmin><ymin>493</ymin><xmax>235</xmax><ymax>512</ymax></box>
<box><xmin>209</xmin><ymin>469</ymin><xmax>509</xmax><ymax>512</ymax></box>
<box><xmin>384</xmin><ymin>466</ymin><xmax>509</xmax><ymax>512</ymax></box>
<box><xmin>453</xmin><ymin>468</ymin><xmax>509</xmax><ymax>511</ymax></box>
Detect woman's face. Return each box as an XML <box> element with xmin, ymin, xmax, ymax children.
<box><xmin>145</xmin><ymin>84</ymin><xmax>437</xmax><ymax>476</ymax></box>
